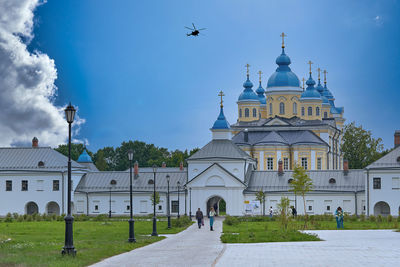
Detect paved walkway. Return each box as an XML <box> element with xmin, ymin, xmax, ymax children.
<box><xmin>217</xmin><ymin>230</ymin><xmax>400</xmax><ymax>267</ymax></box>
<box><xmin>91</xmin><ymin>217</ymin><xmax>224</xmax><ymax>267</ymax></box>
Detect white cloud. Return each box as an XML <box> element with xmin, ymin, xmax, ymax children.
<box><xmin>374</xmin><ymin>15</ymin><xmax>383</xmax><ymax>26</ymax></box>
<box><xmin>0</xmin><ymin>0</ymin><xmax>84</xmax><ymax>147</ymax></box>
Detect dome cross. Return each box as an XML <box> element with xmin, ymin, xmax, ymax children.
<box><xmin>280</xmin><ymin>32</ymin><xmax>287</xmax><ymax>48</ymax></box>
<box><xmin>302</xmin><ymin>77</ymin><xmax>305</xmax><ymax>90</ymax></box>
<box><xmin>317</xmin><ymin>67</ymin><xmax>321</xmax><ymax>81</ymax></box>
<box><xmin>323</xmin><ymin>70</ymin><xmax>328</xmax><ymax>85</ymax></box>
<box><xmin>218</xmin><ymin>91</ymin><xmax>225</xmax><ymax>108</ymax></box>
<box><xmin>307</xmin><ymin>60</ymin><xmax>313</xmax><ymax>74</ymax></box>
<box><xmin>245</xmin><ymin>63</ymin><xmax>250</xmax><ymax>77</ymax></box>
<box><xmin>258</xmin><ymin>70</ymin><xmax>262</xmax><ymax>83</ymax></box>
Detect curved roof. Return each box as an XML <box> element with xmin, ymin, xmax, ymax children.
<box><xmin>77</xmin><ymin>149</ymin><xmax>93</xmax><ymax>163</ymax></box>
<box><xmin>211</xmin><ymin>107</ymin><xmax>230</xmax><ymax>130</ymax></box>
<box><xmin>267</xmin><ymin>48</ymin><xmax>300</xmax><ymax>89</ymax></box>
<box><xmin>301</xmin><ymin>75</ymin><xmax>322</xmax><ymax>100</ymax></box>
<box><xmin>255</xmin><ymin>82</ymin><xmax>266</xmax><ymax>104</ymax></box>
<box><xmin>238</xmin><ymin>76</ymin><xmax>259</xmax><ymax>102</ymax></box>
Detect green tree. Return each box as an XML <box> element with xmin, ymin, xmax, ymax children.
<box><xmin>54</xmin><ymin>143</ymin><xmax>92</xmax><ymax>161</ymax></box>
<box><xmin>277</xmin><ymin>197</ymin><xmax>291</xmax><ymax>230</ymax></box>
<box><xmin>341</xmin><ymin>122</ymin><xmax>387</xmax><ymax>169</ymax></box>
<box><xmin>255</xmin><ymin>191</ymin><xmax>266</xmax><ymax>216</ymax></box>
<box><xmin>290</xmin><ymin>165</ymin><xmax>313</xmax><ymax>227</ymax></box>
<box><xmin>93</xmin><ymin>147</ymin><xmax>117</xmax><ymax>171</ymax></box>
<box><xmin>94</xmin><ymin>150</ymin><xmax>108</xmax><ymax>171</ymax></box>
<box><xmin>151</xmin><ymin>192</ymin><xmax>160</xmax><ymax>207</ymax></box>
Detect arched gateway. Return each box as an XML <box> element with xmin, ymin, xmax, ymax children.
<box><xmin>206</xmin><ymin>196</ymin><xmax>226</xmax><ymax>216</ymax></box>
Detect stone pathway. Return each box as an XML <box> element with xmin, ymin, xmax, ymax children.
<box><xmin>91</xmin><ymin>217</ymin><xmax>224</xmax><ymax>267</ymax></box>
<box><xmin>217</xmin><ymin>230</ymin><xmax>400</xmax><ymax>267</ymax></box>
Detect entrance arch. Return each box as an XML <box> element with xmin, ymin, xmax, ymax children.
<box><xmin>206</xmin><ymin>196</ymin><xmax>226</xmax><ymax>217</ymax></box>
<box><xmin>25</xmin><ymin>202</ymin><xmax>39</xmax><ymax>215</ymax></box>
<box><xmin>46</xmin><ymin>202</ymin><xmax>60</xmax><ymax>215</ymax></box>
<box><xmin>374</xmin><ymin>201</ymin><xmax>390</xmax><ymax>216</ymax></box>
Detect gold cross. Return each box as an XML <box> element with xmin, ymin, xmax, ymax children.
<box><xmin>323</xmin><ymin>69</ymin><xmax>328</xmax><ymax>84</ymax></box>
<box><xmin>218</xmin><ymin>91</ymin><xmax>225</xmax><ymax>107</ymax></box>
<box><xmin>245</xmin><ymin>63</ymin><xmax>250</xmax><ymax>76</ymax></box>
<box><xmin>280</xmin><ymin>32</ymin><xmax>287</xmax><ymax>48</ymax></box>
<box><xmin>317</xmin><ymin>67</ymin><xmax>321</xmax><ymax>80</ymax></box>
<box><xmin>302</xmin><ymin>77</ymin><xmax>305</xmax><ymax>89</ymax></box>
<box><xmin>307</xmin><ymin>60</ymin><xmax>313</xmax><ymax>74</ymax></box>
<box><xmin>258</xmin><ymin>70</ymin><xmax>262</xmax><ymax>83</ymax></box>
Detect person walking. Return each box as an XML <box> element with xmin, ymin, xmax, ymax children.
<box><xmin>269</xmin><ymin>206</ymin><xmax>273</xmax><ymax>218</ymax></box>
<box><xmin>291</xmin><ymin>206</ymin><xmax>297</xmax><ymax>218</ymax></box>
<box><xmin>195</xmin><ymin>208</ymin><xmax>204</xmax><ymax>229</ymax></box>
<box><xmin>335</xmin><ymin>207</ymin><xmax>344</xmax><ymax>229</ymax></box>
<box><xmin>209</xmin><ymin>207</ymin><xmax>216</xmax><ymax>231</ymax></box>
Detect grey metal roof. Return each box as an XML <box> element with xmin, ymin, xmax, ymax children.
<box><xmin>188</xmin><ymin>139</ymin><xmax>252</xmax><ymax>161</ymax></box>
<box><xmin>232</xmin><ymin>130</ymin><xmax>328</xmax><ymax>147</ymax></box>
<box><xmin>124</xmin><ymin>167</ymin><xmax>187</xmax><ymax>172</ymax></box>
<box><xmin>0</xmin><ymin>147</ymin><xmax>83</xmax><ymax>171</ymax></box>
<box><xmin>245</xmin><ymin>170</ymin><xmax>364</xmax><ymax>192</ymax></box>
<box><xmin>75</xmin><ymin>169</ymin><xmax>187</xmax><ymax>193</ymax></box>
<box><xmin>366</xmin><ymin>146</ymin><xmax>400</xmax><ymax>169</ymax></box>
<box><xmin>231</xmin><ymin>116</ymin><xmax>333</xmax><ymax>128</ymax></box>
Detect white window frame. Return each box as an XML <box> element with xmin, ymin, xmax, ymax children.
<box><xmin>279</xmin><ymin>102</ymin><xmax>285</xmax><ymax>115</ymax></box>
<box><xmin>317</xmin><ymin>157</ymin><xmax>322</xmax><ymax>170</ymax></box>
<box><xmin>283</xmin><ymin>158</ymin><xmax>289</xmax><ymax>170</ymax></box>
<box><xmin>301</xmin><ymin>157</ymin><xmax>308</xmax><ymax>170</ymax></box>
<box><xmin>267</xmin><ymin>158</ymin><xmax>274</xmax><ymax>170</ymax></box>
<box><xmin>293</xmin><ymin>102</ymin><xmax>297</xmax><ymax>115</ymax></box>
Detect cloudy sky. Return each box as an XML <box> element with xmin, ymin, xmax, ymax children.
<box><xmin>1</xmin><ymin>0</ymin><xmax>399</xmax><ymax>151</ymax></box>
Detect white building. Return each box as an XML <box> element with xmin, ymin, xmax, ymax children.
<box><xmin>365</xmin><ymin>131</ymin><xmax>400</xmax><ymax>216</ymax></box>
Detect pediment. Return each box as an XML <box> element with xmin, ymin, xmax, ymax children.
<box><xmin>264</xmin><ymin>117</ymin><xmax>290</xmax><ymax>126</ymax></box>
<box><xmin>187</xmin><ymin>163</ymin><xmax>245</xmax><ymax>188</ymax></box>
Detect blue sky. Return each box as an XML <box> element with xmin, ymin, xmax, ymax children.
<box><xmin>30</xmin><ymin>0</ymin><xmax>400</xmax><ymax>151</ymax></box>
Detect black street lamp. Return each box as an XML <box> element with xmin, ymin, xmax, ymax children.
<box><xmin>128</xmin><ymin>150</ymin><xmax>135</xmax><ymax>242</ymax></box>
<box><xmin>189</xmin><ymin>187</ymin><xmax>192</xmax><ymax>219</ymax></box>
<box><xmin>109</xmin><ymin>186</ymin><xmax>112</xmax><ymax>218</ymax></box>
<box><xmin>177</xmin><ymin>181</ymin><xmax>180</xmax><ymax>219</ymax></box>
<box><xmin>184</xmin><ymin>186</ymin><xmax>187</xmax><ymax>216</ymax></box>
<box><xmin>109</xmin><ymin>179</ymin><xmax>116</xmax><ymax>218</ymax></box>
<box><xmin>151</xmin><ymin>165</ymin><xmax>158</xmax><ymax>236</ymax></box>
<box><xmin>166</xmin><ymin>175</ymin><xmax>171</xmax><ymax>229</ymax></box>
<box><xmin>62</xmin><ymin>103</ymin><xmax>76</xmax><ymax>256</ymax></box>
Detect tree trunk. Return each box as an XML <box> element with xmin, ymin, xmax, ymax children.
<box><xmin>302</xmin><ymin>193</ymin><xmax>307</xmax><ymax>229</ymax></box>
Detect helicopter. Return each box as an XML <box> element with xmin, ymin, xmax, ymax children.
<box><xmin>185</xmin><ymin>23</ymin><xmax>206</xmax><ymax>37</ymax></box>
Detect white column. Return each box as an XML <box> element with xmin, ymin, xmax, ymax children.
<box><xmin>311</xmin><ymin>150</ymin><xmax>316</xmax><ymax>170</ymax></box>
<box><xmin>259</xmin><ymin>151</ymin><xmax>265</xmax><ymax>170</ymax></box>
<box><xmin>294</xmin><ymin>151</ymin><xmax>298</xmax><ymax>166</ymax></box>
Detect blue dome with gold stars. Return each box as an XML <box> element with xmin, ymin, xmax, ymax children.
<box><xmin>267</xmin><ymin>48</ymin><xmax>300</xmax><ymax>88</ymax></box>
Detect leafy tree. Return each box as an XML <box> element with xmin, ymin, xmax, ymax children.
<box><xmin>255</xmin><ymin>191</ymin><xmax>266</xmax><ymax>216</ymax></box>
<box><xmin>151</xmin><ymin>192</ymin><xmax>160</xmax><ymax>207</ymax></box>
<box><xmin>54</xmin><ymin>143</ymin><xmax>92</xmax><ymax>161</ymax></box>
<box><xmin>290</xmin><ymin>165</ymin><xmax>313</xmax><ymax>227</ymax></box>
<box><xmin>94</xmin><ymin>150</ymin><xmax>108</xmax><ymax>171</ymax></box>
<box><xmin>341</xmin><ymin>122</ymin><xmax>386</xmax><ymax>169</ymax></box>
<box><xmin>93</xmin><ymin>147</ymin><xmax>117</xmax><ymax>171</ymax></box>
<box><xmin>277</xmin><ymin>197</ymin><xmax>291</xmax><ymax>230</ymax></box>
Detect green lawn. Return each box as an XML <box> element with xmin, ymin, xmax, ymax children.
<box><xmin>221</xmin><ymin>216</ymin><xmax>400</xmax><ymax>243</ymax></box>
<box><xmin>0</xmin><ymin>217</ymin><xmax>192</xmax><ymax>267</ymax></box>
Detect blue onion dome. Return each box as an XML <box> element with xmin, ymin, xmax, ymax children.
<box><xmin>301</xmin><ymin>74</ymin><xmax>322</xmax><ymax>100</ymax></box>
<box><xmin>238</xmin><ymin>75</ymin><xmax>259</xmax><ymax>102</ymax></box>
<box><xmin>255</xmin><ymin>81</ymin><xmax>266</xmax><ymax>104</ymax></box>
<box><xmin>77</xmin><ymin>149</ymin><xmax>93</xmax><ymax>163</ymax></box>
<box><xmin>315</xmin><ymin>79</ymin><xmax>324</xmax><ymax>95</ymax></box>
<box><xmin>212</xmin><ymin>106</ymin><xmax>230</xmax><ymax>129</ymax></box>
<box><xmin>267</xmin><ymin>48</ymin><xmax>300</xmax><ymax>88</ymax></box>
<box><xmin>321</xmin><ymin>95</ymin><xmax>330</xmax><ymax>106</ymax></box>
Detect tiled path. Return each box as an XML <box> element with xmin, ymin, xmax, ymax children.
<box><xmin>92</xmin><ymin>221</ymin><xmax>400</xmax><ymax>267</ymax></box>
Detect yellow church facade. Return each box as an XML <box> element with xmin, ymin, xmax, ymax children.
<box><xmin>231</xmin><ymin>34</ymin><xmax>344</xmax><ymax>171</ymax></box>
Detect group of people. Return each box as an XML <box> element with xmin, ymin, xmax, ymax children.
<box><xmin>195</xmin><ymin>207</ymin><xmax>216</xmax><ymax>231</ymax></box>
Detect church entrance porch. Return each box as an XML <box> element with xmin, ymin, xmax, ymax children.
<box><xmin>374</xmin><ymin>201</ymin><xmax>390</xmax><ymax>216</ymax></box>
<box><xmin>206</xmin><ymin>196</ymin><xmax>226</xmax><ymax>217</ymax></box>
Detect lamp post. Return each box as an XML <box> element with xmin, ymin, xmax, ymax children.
<box><xmin>62</xmin><ymin>103</ymin><xmax>76</xmax><ymax>256</ymax></box>
<box><xmin>109</xmin><ymin>186</ymin><xmax>112</xmax><ymax>218</ymax></box>
<box><xmin>184</xmin><ymin>186</ymin><xmax>187</xmax><ymax>216</ymax></box>
<box><xmin>166</xmin><ymin>175</ymin><xmax>171</xmax><ymax>229</ymax></box>
<box><xmin>177</xmin><ymin>181</ymin><xmax>180</xmax><ymax>219</ymax></box>
<box><xmin>189</xmin><ymin>187</ymin><xmax>192</xmax><ymax>219</ymax></box>
<box><xmin>151</xmin><ymin>165</ymin><xmax>158</xmax><ymax>236</ymax></box>
<box><xmin>128</xmin><ymin>150</ymin><xmax>135</xmax><ymax>242</ymax></box>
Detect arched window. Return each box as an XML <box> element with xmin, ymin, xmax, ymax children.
<box><xmin>148</xmin><ymin>179</ymin><xmax>154</xmax><ymax>185</ymax></box>
<box><xmin>308</xmin><ymin>107</ymin><xmax>313</xmax><ymax>116</ymax></box>
<box><xmin>288</xmin><ymin>179</ymin><xmax>293</xmax><ymax>184</ymax></box>
<box><xmin>329</xmin><ymin>178</ymin><xmax>336</xmax><ymax>184</ymax></box>
<box><xmin>245</xmin><ymin>108</ymin><xmax>249</xmax><ymax>117</ymax></box>
<box><xmin>293</xmin><ymin>102</ymin><xmax>297</xmax><ymax>114</ymax></box>
<box><xmin>324</xmin><ymin>112</ymin><xmax>328</xmax><ymax>118</ymax></box>
<box><xmin>38</xmin><ymin>161</ymin><xmax>45</xmax><ymax>167</ymax></box>
<box><xmin>253</xmin><ymin>108</ymin><xmax>257</xmax><ymax>117</ymax></box>
<box><xmin>269</xmin><ymin>103</ymin><xmax>273</xmax><ymax>115</ymax></box>
<box><xmin>316</xmin><ymin>107</ymin><xmax>320</xmax><ymax>116</ymax></box>
<box><xmin>301</xmin><ymin>107</ymin><xmax>305</xmax><ymax>116</ymax></box>
<box><xmin>279</xmin><ymin>102</ymin><xmax>285</xmax><ymax>115</ymax></box>
<box><xmin>239</xmin><ymin>109</ymin><xmax>242</xmax><ymax>117</ymax></box>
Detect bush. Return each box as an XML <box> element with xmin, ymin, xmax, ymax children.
<box><xmin>93</xmin><ymin>214</ymin><xmax>108</xmax><ymax>221</ymax></box>
<box><xmin>75</xmin><ymin>214</ymin><xmax>90</xmax><ymax>221</ymax></box>
<box><xmin>26</xmin><ymin>215</ymin><xmax>33</xmax><ymax>222</ymax></box>
<box><xmin>17</xmin><ymin>216</ymin><xmax>24</xmax><ymax>222</ymax></box>
<box><xmin>377</xmin><ymin>215</ymin><xmax>383</xmax><ymax>223</ymax></box>
<box><xmin>172</xmin><ymin>216</ymin><xmax>192</xmax><ymax>227</ymax></box>
<box><xmin>225</xmin><ymin>216</ymin><xmax>240</xmax><ymax>226</ymax></box>
<box><xmin>4</xmin><ymin>213</ymin><xmax>13</xmax><ymax>223</ymax></box>
<box><xmin>387</xmin><ymin>215</ymin><xmax>393</xmax><ymax>222</ymax></box>
<box><xmin>360</xmin><ymin>214</ymin><xmax>366</xmax><ymax>222</ymax></box>
<box><xmin>369</xmin><ymin>215</ymin><xmax>376</xmax><ymax>222</ymax></box>
<box><xmin>13</xmin><ymin>213</ymin><xmax>19</xmax><ymax>219</ymax></box>
<box><xmin>397</xmin><ymin>216</ymin><xmax>400</xmax><ymax>222</ymax></box>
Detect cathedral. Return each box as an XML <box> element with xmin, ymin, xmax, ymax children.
<box><xmin>231</xmin><ymin>34</ymin><xmax>344</xmax><ymax>172</ymax></box>
<box><xmin>1</xmin><ymin>35</ymin><xmax>399</xmax><ymax>218</ymax></box>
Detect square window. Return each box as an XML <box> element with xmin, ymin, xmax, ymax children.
<box><xmin>373</xmin><ymin>178</ymin><xmax>381</xmax><ymax>189</ymax></box>
<box><xmin>301</xmin><ymin>158</ymin><xmax>308</xmax><ymax>170</ymax></box>
<box><xmin>283</xmin><ymin>158</ymin><xmax>289</xmax><ymax>170</ymax></box>
<box><xmin>95</xmin><ymin>205</ymin><xmax>99</xmax><ymax>211</ymax></box>
<box><xmin>126</xmin><ymin>205</ymin><xmax>130</xmax><ymax>211</ymax></box>
<box><xmin>53</xmin><ymin>180</ymin><xmax>59</xmax><ymax>191</ymax></box>
<box><xmin>308</xmin><ymin>206</ymin><xmax>312</xmax><ymax>211</ymax></box>
<box><xmin>6</xmin><ymin>180</ymin><xmax>12</xmax><ymax>191</ymax></box>
<box><xmin>22</xmin><ymin>180</ymin><xmax>28</xmax><ymax>191</ymax></box>
<box><xmin>363</xmin><ymin>206</ymin><xmax>366</xmax><ymax>211</ymax></box>
<box><xmin>267</xmin><ymin>158</ymin><xmax>274</xmax><ymax>170</ymax></box>
<box><xmin>327</xmin><ymin>206</ymin><xmax>330</xmax><ymax>211</ymax></box>
<box><xmin>158</xmin><ymin>205</ymin><xmax>162</xmax><ymax>211</ymax></box>
<box><xmin>317</xmin><ymin>158</ymin><xmax>322</xmax><ymax>170</ymax></box>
